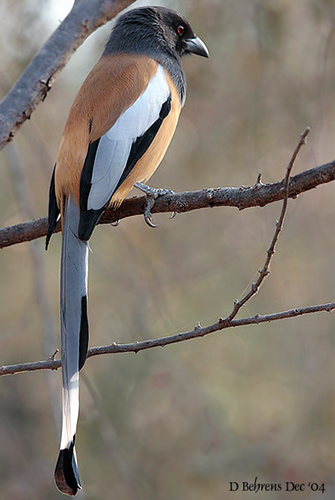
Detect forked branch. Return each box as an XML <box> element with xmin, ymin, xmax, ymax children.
<box><xmin>1</xmin><ymin>128</ymin><xmax>333</xmax><ymax>378</ymax></box>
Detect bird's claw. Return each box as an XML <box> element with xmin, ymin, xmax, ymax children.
<box><xmin>135</xmin><ymin>182</ymin><xmax>175</xmax><ymax>228</ymax></box>
<box><xmin>143</xmin><ymin>195</ymin><xmax>158</xmax><ymax>228</ymax></box>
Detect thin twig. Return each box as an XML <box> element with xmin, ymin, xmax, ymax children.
<box><xmin>221</xmin><ymin>127</ymin><xmax>311</xmax><ymax>326</ymax></box>
<box><xmin>0</xmin><ymin>158</ymin><xmax>334</xmax><ymax>249</ymax></box>
<box><xmin>0</xmin><ymin>302</ymin><xmax>333</xmax><ymax>376</ymax></box>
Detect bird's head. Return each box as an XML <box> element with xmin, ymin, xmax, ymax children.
<box><xmin>105</xmin><ymin>6</ymin><xmax>209</xmax><ymax>60</ymax></box>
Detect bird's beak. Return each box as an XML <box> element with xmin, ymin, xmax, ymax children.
<box><xmin>185</xmin><ymin>35</ymin><xmax>209</xmax><ymax>58</ymax></box>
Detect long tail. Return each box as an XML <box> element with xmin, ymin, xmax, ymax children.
<box><xmin>54</xmin><ymin>195</ymin><xmax>89</xmax><ymax>496</ymax></box>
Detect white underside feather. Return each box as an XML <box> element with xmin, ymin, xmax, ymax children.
<box><xmin>87</xmin><ymin>64</ymin><xmax>170</xmax><ymax>210</ymax></box>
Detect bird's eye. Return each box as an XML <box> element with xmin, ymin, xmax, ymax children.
<box><xmin>177</xmin><ymin>25</ymin><xmax>185</xmax><ymax>37</ymax></box>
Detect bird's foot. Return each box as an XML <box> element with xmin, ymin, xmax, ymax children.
<box><xmin>135</xmin><ymin>182</ymin><xmax>175</xmax><ymax>228</ymax></box>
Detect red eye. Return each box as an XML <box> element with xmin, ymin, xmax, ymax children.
<box><xmin>177</xmin><ymin>25</ymin><xmax>185</xmax><ymax>36</ymax></box>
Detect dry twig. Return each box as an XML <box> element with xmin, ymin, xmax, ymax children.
<box><xmin>221</xmin><ymin>127</ymin><xmax>311</xmax><ymax>326</ymax></box>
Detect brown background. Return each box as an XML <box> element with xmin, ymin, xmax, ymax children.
<box><xmin>0</xmin><ymin>0</ymin><xmax>334</xmax><ymax>498</ymax></box>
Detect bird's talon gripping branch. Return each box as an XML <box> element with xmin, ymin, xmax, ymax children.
<box><xmin>135</xmin><ymin>182</ymin><xmax>175</xmax><ymax>228</ymax></box>
<box><xmin>143</xmin><ymin>195</ymin><xmax>158</xmax><ymax>228</ymax></box>
<box><xmin>135</xmin><ymin>181</ymin><xmax>175</xmax><ymax>198</ymax></box>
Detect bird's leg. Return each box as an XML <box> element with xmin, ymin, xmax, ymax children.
<box><xmin>135</xmin><ymin>182</ymin><xmax>175</xmax><ymax>228</ymax></box>
<box><xmin>135</xmin><ymin>182</ymin><xmax>174</xmax><ymax>197</ymax></box>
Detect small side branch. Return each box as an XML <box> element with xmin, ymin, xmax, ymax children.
<box><xmin>221</xmin><ymin>127</ymin><xmax>311</xmax><ymax>326</ymax></box>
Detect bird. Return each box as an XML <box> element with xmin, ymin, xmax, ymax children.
<box><xmin>46</xmin><ymin>6</ymin><xmax>209</xmax><ymax>496</ymax></box>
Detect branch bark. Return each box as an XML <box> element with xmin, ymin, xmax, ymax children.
<box><xmin>0</xmin><ymin>0</ymin><xmax>135</xmax><ymax>150</ymax></box>
<box><xmin>0</xmin><ymin>160</ymin><xmax>334</xmax><ymax>249</ymax></box>
<box><xmin>1</xmin><ymin>302</ymin><xmax>333</xmax><ymax>377</ymax></box>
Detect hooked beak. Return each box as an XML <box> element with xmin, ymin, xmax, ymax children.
<box><xmin>184</xmin><ymin>35</ymin><xmax>209</xmax><ymax>58</ymax></box>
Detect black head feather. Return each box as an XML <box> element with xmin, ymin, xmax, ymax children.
<box><xmin>104</xmin><ymin>7</ymin><xmax>197</xmax><ymax>60</ymax></box>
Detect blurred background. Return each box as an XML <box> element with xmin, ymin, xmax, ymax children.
<box><xmin>0</xmin><ymin>0</ymin><xmax>334</xmax><ymax>498</ymax></box>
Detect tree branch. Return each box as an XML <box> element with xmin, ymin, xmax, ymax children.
<box><xmin>1</xmin><ymin>128</ymin><xmax>333</xmax><ymax>378</ymax></box>
<box><xmin>1</xmin><ymin>302</ymin><xmax>333</xmax><ymax>377</ymax></box>
<box><xmin>0</xmin><ymin>159</ymin><xmax>334</xmax><ymax>249</ymax></box>
<box><xmin>0</xmin><ymin>0</ymin><xmax>135</xmax><ymax>150</ymax></box>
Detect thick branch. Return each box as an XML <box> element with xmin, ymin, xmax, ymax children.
<box><xmin>1</xmin><ymin>302</ymin><xmax>333</xmax><ymax>376</ymax></box>
<box><xmin>0</xmin><ymin>0</ymin><xmax>135</xmax><ymax>150</ymax></box>
<box><xmin>0</xmin><ymin>160</ymin><xmax>334</xmax><ymax>249</ymax></box>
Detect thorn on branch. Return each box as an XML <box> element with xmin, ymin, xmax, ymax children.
<box><xmin>133</xmin><ymin>342</ymin><xmax>140</xmax><ymax>354</ymax></box>
<box><xmin>254</xmin><ymin>173</ymin><xmax>264</xmax><ymax>188</ymax></box>
<box><xmin>22</xmin><ymin>110</ymin><xmax>31</xmax><ymax>120</ymax></box>
<box><xmin>48</xmin><ymin>349</ymin><xmax>59</xmax><ymax>361</ymax></box>
<box><xmin>39</xmin><ymin>77</ymin><xmax>53</xmax><ymax>101</ymax></box>
<box><xmin>258</xmin><ymin>270</ymin><xmax>270</xmax><ymax>277</ymax></box>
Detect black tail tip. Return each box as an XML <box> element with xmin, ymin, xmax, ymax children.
<box><xmin>54</xmin><ymin>445</ymin><xmax>82</xmax><ymax>496</ymax></box>
<box><xmin>45</xmin><ymin>231</ymin><xmax>52</xmax><ymax>251</ymax></box>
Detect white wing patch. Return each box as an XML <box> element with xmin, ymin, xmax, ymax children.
<box><xmin>87</xmin><ymin>64</ymin><xmax>171</xmax><ymax>211</ymax></box>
